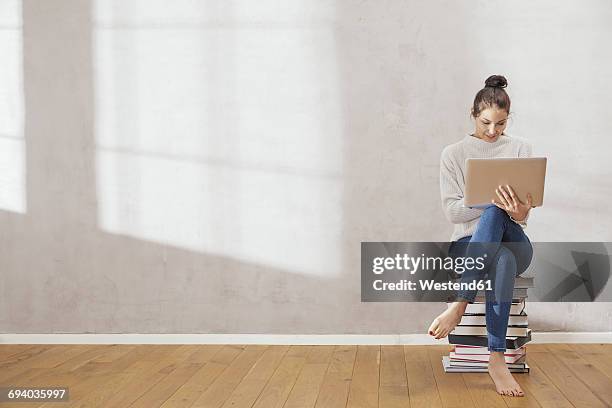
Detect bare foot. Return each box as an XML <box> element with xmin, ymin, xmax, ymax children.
<box><xmin>488</xmin><ymin>352</ymin><xmax>524</xmax><ymax>396</ymax></box>
<box><xmin>428</xmin><ymin>302</ymin><xmax>467</xmax><ymax>339</ymax></box>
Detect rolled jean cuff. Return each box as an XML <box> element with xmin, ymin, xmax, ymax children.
<box><xmin>455</xmin><ymin>292</ymin><xmax>476</xmax><ymax>303</ymax></box>
<box><xmin>488</xmin><ymin>346</ymin><xmax>507</xmax><ymax>352</ymax></box>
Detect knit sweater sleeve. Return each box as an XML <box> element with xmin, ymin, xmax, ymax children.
<box><xmin>440</xmin><ymin>147</ymin><xmax>483</xmax><ymax>224</ymax></box>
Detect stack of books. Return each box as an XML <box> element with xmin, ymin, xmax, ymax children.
<box><xmin>442</xmin><ymin>276</ymin><xmax>534</xmax><ymax>373</ymax></box>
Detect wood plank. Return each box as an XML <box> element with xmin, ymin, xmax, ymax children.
<box><xmin>88</xmin><ymin>344</ymin><xmax>137</xmax><ymax>363</ymax></box>
<box><xmin>460</xmin><ymin>373</ymin><xmax>507</xmax><ymax>408</ymax></box>
<box><xmin>283</xmin><ymin>346</ymin><xmax>333</xmax><ymax>408</ymax></box>
<box><xmin>525</xmin><ymin>345</ymin><xmax>548</xmax><ymax>353</ymax></box>
<box><xmin>180</xmin><ymin>345</ymin><xmax>224</xmax><ymax>364</ymax></box>
<box><xmin>379</xmin><ymin>345</ymin><xmax>410</xmax><ymax>408</ymax></box>
<box><xmin>17</xmin><ymin>345</ymin><xmax>96</xmax><ymax>369</ymax></box>
<box><xmin>319</xmin><ymin>345</ymin><xmax>356</xmax><ymax>383</ymax></box>
<box><xmin>597</xmin><ymin>344</ymin><xmax>612</xmax><ymax>354</ymax></box>
<box><xmin>0</xmin><ymin>345</ymin><xmax>103</xmax><ymax>408</ymax></box>
<box><xmin>0</xmin><ymin>346</ymin><xmax>55</xmax><ymax>383</ymax></box>
<box><xmin>28</xmin><ymin>345</ymin><xmax>129</xmax><ymax>375</ymax></box>
<box><xmin>404</xmin><ymin>345</ymin><xmax>442</xmax><ymax>408</ymax></box>
<box><xmin>250</xmin><ymin>346</ymin><xmax>309</xmax><ymax>408</ymax></box>
<box><xmin>0</xmin><ymin>345</ymin><xmax>122</xmax><ymax>403</ymax></box>
<box><xmin>190</xmin><ymin>345</ymin><xmax>269</xmax><ymax>408</ymax></box>
<box><xmin>35</xmin><ymin>346</ymin><xmax>179</xmax><ymax>408</ymax></box>
<box><xmin>570</xmin><ymin>344</ymin><xmax>612</xmax><ymax>381</ymax></box>
<box><xmin>303</xmin><ymin>346</ymin><xmax>335</xmax><ymax>364</ymax></box>
<box><xmin>129</xmin><ymin>361</ymin><xmax>205</xmax><ymax>407</ymax></box>
<box><xmin>527</xmin><ymin>344</ymin><xmax>607</xmax><ymax>407</ymax></box>
<box><xmin>76</xmin><ymin>346</ymin><xmax>213</xmax><ymax>408</ymax></box>
<box><xmin>0</xmin><ymin>345</ymin><xmax>37</xmax><ymax>362</ymax></box>
<box><xmin>159</xmin><ymin>345</ymin><xmax>245</xmax><ymax>408</ymax></box>
<box><xmin>218</xmin><ymin>345</ymin><xmax>290</xmax><ymax>408</ymax></box>
<box><xmin>513</xmin><ymin>363</ymin><xmax>572</xmax><ymax>408</ymax></box>
<box><xmin>0</xmin><ymin>346</ymin><xmax>163</xmax><ymax>408</ymax></box>
<box><xmin>546</xmin><ymin>344</ymin><xmax>612</xmax><ymax>407</ymax></box>
<box><xmin>314</xmin><ymin>345</ymin><xmax>357</xmax><ymax>408</ymax></box>
<box><xmin>286</xmin><ymin>345</ymin><xmax>312</xmax><ymax>358</ymax></box>
<box><xmin>57</xmin><ymin>368</ymin><xmax>139</xmax><ymax>408</ymax></box>
<box><xmin>69</xmin><ymin>344</ymin><xmax>161</xmax><ymax>380</ymax></box>
<box><xmin>346</xmin><ymin>345</ymin><xmax>380</xmax><ymax>408</ymax></box>
<box><xmin>74</xmin><ymin>345</ymin><xmax>198</xmax><ymax>407</ymax></box>
<box><xmin>2</xmin><ymin>346</ymin><xmax>139</xmax><ymax>408</ymax></box>
<box><xmin>428</xmin><ymin>346</ymin><xmax>475</xmax><ymax>408</ymax></box>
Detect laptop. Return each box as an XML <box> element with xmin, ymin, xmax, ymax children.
<box><xmin>464</xmin><ymin>157</ymin><xmax>547</xmax><ymax>208</ymax></box>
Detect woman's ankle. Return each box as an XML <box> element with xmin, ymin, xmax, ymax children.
<box><xmin>449</xmin><ymin>301</ymin><xmax>468</xmax><ymax>315</ymax></box>
<box><xmin>489</xmin><ymin>351</ymin><xmax>505</xmax><ymax>364</ymax></box>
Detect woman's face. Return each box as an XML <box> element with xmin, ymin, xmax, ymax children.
<box><xmin>473</xmin><ymin>106</ymin><xmax>508</xmax><ymax>143</ymax></box>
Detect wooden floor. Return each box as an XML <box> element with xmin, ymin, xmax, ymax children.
<box><xmin>1</xmin><ymin>344</ymin><xmax>611</xmax><ymax>407</ymax></box>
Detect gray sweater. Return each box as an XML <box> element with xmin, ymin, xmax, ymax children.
<box><xmin>440</xmin><ymin>133</ymin><xmax>533</xmax><ymax>241</ymax></box>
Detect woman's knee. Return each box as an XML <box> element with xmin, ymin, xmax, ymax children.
<box><xmin>479</xmin><ymin>205</ymin><xmax>509</xmax><ymax>227</ymax></box>
<box><xmin>482</xmin><ymin>205</ymin><xmax>509</xmax><ymax>220</ymax></box>
<box><xmin>494</xmin><ymin>246</ymin><xmax>517</xmax><ymax>273</ymax></box>
<box><xmin>515</xmin><ymin>243</ymin><xmax>533</xmax><ymax>275</ymax></box>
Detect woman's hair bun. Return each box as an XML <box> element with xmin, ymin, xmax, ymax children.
<box><xmin>484</xmin><ymin>75</ymin><xmax>508</xmax><ymax>89</ymax></box>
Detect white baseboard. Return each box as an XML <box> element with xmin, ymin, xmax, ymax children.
<box><xmin>1</xmin><ymin>332</ymin><xmax>611</xmax><ymax>345</ymax></box>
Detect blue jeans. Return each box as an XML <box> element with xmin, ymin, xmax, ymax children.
<box><xmin>449</xmin><ymin>205</ymin><xmax>533</xmax><ymax>352</ymax></box>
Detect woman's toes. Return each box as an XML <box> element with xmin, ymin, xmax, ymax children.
<box><xmin>428</xmin><ymin>319</ymin><xmax>439</xmax><ymax>336</ymax></box>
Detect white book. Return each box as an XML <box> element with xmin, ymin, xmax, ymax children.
<box><xmin>448</xmin><ymin>359</ymin><xmax>527</xmax><ymax>369</ymax></box>
<box><xmin>450</xmin><ymin>325</ymin><xmax>529</xmax><ymax>337</ymax></box>
<box><xmin>449</xmin><ymin>351</ymin><xmax>525</xmax><ymax>364</ymax></box>
<box><xmin>442</xmin><ymin>356</ymin><xmax>530</xmax><ymax>373</ymax></box>
<box><xmin>451</xmin><ymin>299</ymin><xmax>526</xmax><ymax>315</ymax></box>
<box><xmin>458</xmin><ymin>314</ymin><xmax>528</xmax><ymax>326</ymax></box>
<box><xmin>453</xmin><ymin>345</ymin><xmax>525</xmax><ymax>355</ymax></box>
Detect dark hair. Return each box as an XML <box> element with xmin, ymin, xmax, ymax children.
<box><xmin>471</xmin><ymin>75</ymin><xmax>511</xmax><ymax>118</ymax></box>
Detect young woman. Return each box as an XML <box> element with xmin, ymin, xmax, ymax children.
<box><xmin>428</xmin><ymin>75</ymin><xmax>534</xmax><ymax>397</ymax></box>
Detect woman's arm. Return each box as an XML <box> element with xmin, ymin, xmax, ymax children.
<box><xmin>440</xmin><ymin>149</ymin><xmax>483</xmax><ymax>224</ymax></box>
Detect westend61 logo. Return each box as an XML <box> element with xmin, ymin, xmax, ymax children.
<box><xmin>372</xmin><ymin>253</ymin><xmax>486</xmax><ymax>275</ymax></box>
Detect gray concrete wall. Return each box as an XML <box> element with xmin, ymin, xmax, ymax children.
<box><xmin>1</xmin><ymin>0</ymin><xmax>611</xmax><ymax>334</ymax></box>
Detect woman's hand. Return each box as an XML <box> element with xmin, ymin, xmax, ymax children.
<box><xmin>492</xmin><ymin>185</ymin><xmax>532</xmax><ymax>222</ymax></box>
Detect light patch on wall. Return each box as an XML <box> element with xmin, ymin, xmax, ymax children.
<box><xmin>93</xmin><ymin>1</ymin><xmax>344</xmax><ymax>277</ymax></box>
<box><xmin>0</xmin><ymin>0</ymin><xmax>25</xmax><ymax>214</ymax></box>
